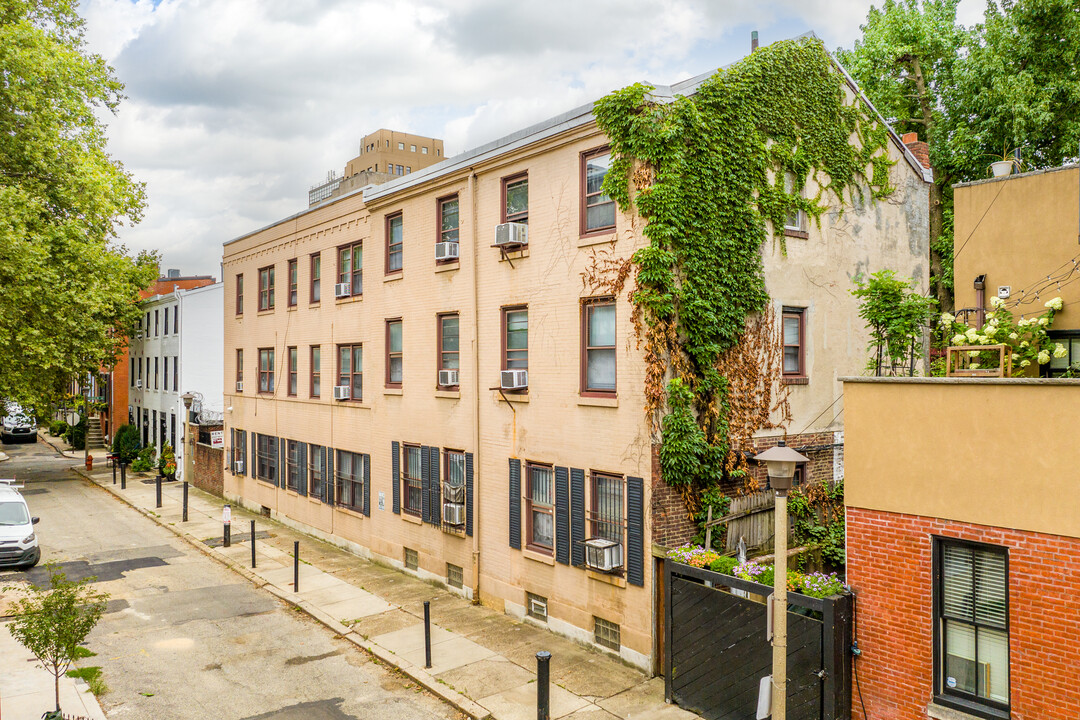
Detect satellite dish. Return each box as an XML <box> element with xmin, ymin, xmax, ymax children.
<box><xmin>65</xmin><ymin>411</ymin><xmax>80</xmax><ymax>426</ymax></box>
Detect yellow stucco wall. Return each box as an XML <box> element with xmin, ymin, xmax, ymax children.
<box><xmin>844</xmin><ymin>377</ymin><xmax>1080</xmax><ymax>539</ymax></box>
<box><xmin>954</xmin><ymin>165</ymin><xmax>1080</xmax><ymax>327</ymax></box>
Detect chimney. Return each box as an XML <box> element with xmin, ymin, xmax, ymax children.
<box><xmin>167</xmin><ymin>268</ymin><xmax>181</xmax><ymax>278</ymax></box>
<box><xmin>902</xmin><ymin>132</ymin><xmax>931</xmax><ymax>170</ymax></box>
<box><xmin>751</xmin><ymin>31</ymin><xmax>759</xmax><ymax>52</ymax></box>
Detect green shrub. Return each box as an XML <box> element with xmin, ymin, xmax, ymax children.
<box><xmin>49</xmin><ymin>420</ymin><xmax>68</xmax><ymax>436</ymax></box>
<box><xmin>111</xmin><ymin>424</ymin><xmax>141</xmax><ymax>463</ymax></box>
<box><xmin>131</xmin><ymin>446</ymin><xmax>156</xmax><ymax>472</ymax></box>
<box><xmin>709</xmin><ymin>556</ymin><xmax>739</xmax><ymax>576</ymax></box>
<box><xmin>64</xmin><ymin>419</ymin><xmax>86</xmax><ymax>450</ymax></box>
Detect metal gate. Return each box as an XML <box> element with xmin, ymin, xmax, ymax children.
<box><xmin>664</xmin><ymin>559</ymin><xmax>852</xmax><ymax>720</ymax></box>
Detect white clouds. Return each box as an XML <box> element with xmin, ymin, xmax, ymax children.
<box><xmin>77</xmin><ymin>0</ymin><xmax>988</xmax><ymax>277</ymax></box>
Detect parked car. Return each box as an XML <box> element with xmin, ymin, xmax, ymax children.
<box><xmin>2</xmin><ymin>402</ymin><xmax>36</xmax><ymax>444</ymax></box>
<box><xmin>0</xmin><ymin>480</ymin><xmax>40</xmax><ymax>569</ymax></box>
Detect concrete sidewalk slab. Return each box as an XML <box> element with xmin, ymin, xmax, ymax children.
<box><xmin>398</xmin><ymin>634</ymin><xmax>496</xmax><ymax>675</ymax></box>
<box><xmin>479</xmin><ymin>681</ymin><xmax>590</xmax><ymax>720</ymax></box>
<box><xmin>0</xmin><ymin>623</ymin><xmax>107</xmax><ymax>720</ymax></box>
<box><xmin>320</xmin><ymin>592</ymin><xmax>395</xmax><ymax>622</ymax></box>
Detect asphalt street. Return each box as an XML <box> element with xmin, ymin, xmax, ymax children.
<box><xmin>0</xmin><ymin>439</ymin><xmax>464</xmax><ymax>720</ymax></box>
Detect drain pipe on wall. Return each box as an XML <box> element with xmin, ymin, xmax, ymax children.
<box><xmin>469</xmin><ymin>170</ymin><xmax>483</xmax><ymax>603</ymax></box>
<box><xmin>974</xmin><ymin>274</ymin><xmax>986</xmax><ymax>328</ymax></box>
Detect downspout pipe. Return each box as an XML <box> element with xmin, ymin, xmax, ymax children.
<box><xmin>974</xmin><ymin>274</ymin><xmax>986</xmax><ymax>328</ymax></box>
<box><xmin>470</xmin><ymin>170</ymin><xmax>482</xmax><ymax>603</ymax></box>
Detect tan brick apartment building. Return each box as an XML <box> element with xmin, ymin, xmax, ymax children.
<box><xmin>221</xmin><ymin>65</ymin><xmax>930</xmax><ymax>670</ymax></box>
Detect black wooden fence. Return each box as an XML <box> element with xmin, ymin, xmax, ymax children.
<box><xmin>664</xmin><ymin>559</ymin><xmax>853</xmax><ymax>720</ymax></box>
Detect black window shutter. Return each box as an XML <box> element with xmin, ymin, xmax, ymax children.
<box><xmin>554</xmin><ymin>466</ymin><xmax>570</xmax><ymax>565</ymax></box>
<box><xmin>627</xmin><ymin>476</ymin><xmax>645</xmax><ymax>586</ymax></box>
<box><xmin>508</xmin><ymin>458</ymin><xmax>521</xmax><ymax>550</ymax></box>
<box><xmin>326</xmin><ymin>447</ymin><xmax>335</xmax><ymax>506</ymax></box>
<box><xmin>250</xmin><ymin>433</ymin><xmax>257</xmax><ymax>479</ymax></box>
<box><xmin>391</xmin><ymin>441</ymin><xmax>400</xmax><ymax>514</ymax></box>
<box><xmin>570</xmin><ymin>468</ymin><xmax>585</xmax><ymax>567</ymax></box>
<box><xmin>429</xmin><ymin>447</ymin><xmax>441</xmax><ymax>526</ymax></box>
<box><xmin>465</xmin><ymin>452</ymin><xmax>474</xmax><ymax>537</ymax></box>
<box><xmin>278</xmin><ymin>438</ymin><xmax>287</xmax><ymax>488</ymax></box>
<box><xmin>362</xmin><ymin>454</ymin><xmax>371</xmax><ymax>516</ymax></box>
<box><xmin>420</xmin><ymin>445</ymin><xmax>431</xmax><ymax>523</ymax></box>
<box><xmin>298</xmin><ymin>443</ymin><xmax>308</xmax><ymax>496</ymax></box>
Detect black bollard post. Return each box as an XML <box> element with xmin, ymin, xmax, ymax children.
<box><xmin>112</xmin><ymin>457</ymin><xmax>117</xmax><ymax>485</ymax></box>
<box><xmin>223</xmin><ymin>504</ymin><xmax>231</xmax><ymax>548</ymax></box>
<box><xmin>156</xmin><ymin>474</ymin><xmax>162</xmax><ymax>508</ymax></box>
<box><xmin>182</xmin><ymin>481</ymin><xmax>189</xmax><ymax>522</ymax></box>
<box><xmin>120</xmin><ymin>462</ymin><xmax>127</xmax><ymax>490</ymax></box>
<box><xmin>293</xmin><ymin>540</ymin><xmax>300</xmax><ymax>592</ymax></box>
<box><xmin>536</xmin><ymin>651</ymin><xmax>551</xmax><ymax>720</ymax></box>
<box><xmin>424</xmin><ymin>600</ymin><xmax>432</xmax><ymax>669</ymax></box>
<box><xmin>250</xmin><ymin>520</ymin><xmax>256</xmax><ymax>568</ymax></box>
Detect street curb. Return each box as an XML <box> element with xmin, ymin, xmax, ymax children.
<box><xmin>72</xmin><ymin>467</ymin><xmax>491</xmax><ymax>720</ymax></box>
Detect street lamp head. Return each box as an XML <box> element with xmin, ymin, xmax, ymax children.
<box><xmin>180</xmin><ymin>392</ymin><xmax>194</xmax><ymax>410</ymax></box>
<box><xmin>753</xmin><ymin>441</ymin><xmax>809</xmax><ymax>492</ymax></box>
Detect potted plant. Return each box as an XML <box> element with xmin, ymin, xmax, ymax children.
<box><xmin>988</xmin><ymin>145</ymin><xmax>1023</xmax><ymax>178</ymax></box>
<box><xmin>158</xmin><ymin>443</ymin><xmax>176</xmax><ymax>480</ymax></box>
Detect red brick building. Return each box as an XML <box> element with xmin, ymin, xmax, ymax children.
<box><xmin>844</xmin><ymin>377</ymin><xmax>1080</xmax><ymax>720</ymax></box>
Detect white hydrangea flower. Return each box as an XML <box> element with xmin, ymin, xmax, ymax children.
<box><xmin>1020</xmin><ymin>341</ymin><xmax>1030</xmax><ymax>348</ymax></box>
<box><xmin>1038</xmin><ymin>350</ymin><xmax>1051</xmax><ymax>364</ymax></box>
<box><xmin>1046</xmin><ymin>297</ymin><xmax>1064</xmax><ymax>311</ymax></box>
<box><xmin>940</xmin><ymin>312</ymin><xmax>955</xmax><ymax>324</ymax></box>
<box><xmin>1039</xmin><ymin>317</ymin><xmax>1049</xmax><ymax>326</ymax></box>
<box><xmin>1017</xmin><ymin>318</ymin><xmax>1029</xmax><ymax>327</ymax></box>
<box><xmin>1009</xmin><ymin>332</ymin><xmax>1018</xmax><ymax>340</ymax></box>
<box><xmin>970</xmin><ymin>363</ymin><xmax>981</xmax><ymax>369</ymax></box>
<box><xmin>968</xmin><ymin>350</ymin><xmax>980</xmax><ymax>358</ymax></box>
<box><xmin>1054</xmin><ymin>343</ymin><xmax>1068</xmax><ymax>358</ymax></box>
<box><xmin>951</xmin><ymin>334</ymin><xmax>965</xmax><ymax>345</ymax></box>
<box><xmin>1011</xmin><ymin>353</ymin><xmax>1019</xmax><ymax>362</ymax></box>
<box><xmin>1020</xmin><ymin>359</ymin><xmax>1031</xmax><ymax>367</ymax></box>
<box><xmin>983</xmin><ymin>326</ymin><xmax>996</xmax><ymax>338</ymax></box>
<box><xmin>990</xmin><ymin>296</ymin><xmax>1005</xmax><ymax>309</ymax></box>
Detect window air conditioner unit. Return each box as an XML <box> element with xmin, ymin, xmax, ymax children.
<box><xmin>442</xmin><ymin>502</ymin><xmax>465</xmax><ymax>526</ymax></box>
<box><xmin>435</xmin><ymin>242</ymin><xmax>459</xmax><ymax>261</ymax></box>
<box><xmin>334</xmin><ymin>282</ymin><xmax>351</xmax><ymax>298</ymax></box>
<box><xmin>584</xmin><ymin>538</ymin><xmax>623</xmax><ymax>573</ymax></box>
<box><xmin>233</xmin><ymin>460</ymin><xmax>245</xmax><ymax>474</ymax></box>
<box><xmin>443</xmin><ymin>483</ymin><xmax>465</xmax><ymax>503</ymax></box>
<box><xmin>235</xmin><ymin>381</ymin><xmax>243</xmax><ymax>392</ymax></box>
<box><xmin>333</xmin><ymin>385</ymin><xmax>351</xmax><ymax>400</ymax></box>
<box><xmin>135</xmin><ymin>379</ymin><xmax>142</xmax><ymax>389</ymax></box>
<box><xmin>438</xmin><ymin>369</ymin><xmax>459</xmax><ymax>387</ymax></box>
<box><xmin>500</xmin><ymin>369</ymin><xmax>528</xmax><ymax>390</ymax></box>
<box><xmin>494</xmin><ymin>222</ymin><xmax>528</xmax><ymax>248</ymax></box>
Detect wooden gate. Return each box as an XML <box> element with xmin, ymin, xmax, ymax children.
<box><xmin>664</xmin><ymin>560</ymin><xmax>853</xmax><ymax>720</ymax></box>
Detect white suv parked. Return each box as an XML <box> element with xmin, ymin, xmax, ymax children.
<box><xmin>0</xmin><ymin>480</ymin><xmax>40</xmax><ymax>569</ymax></box>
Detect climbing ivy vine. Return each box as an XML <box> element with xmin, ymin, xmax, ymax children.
<box><xmin>593</xmin><ymin>37</ymin><xmax>894</xmax><ymax>497</ymax></box>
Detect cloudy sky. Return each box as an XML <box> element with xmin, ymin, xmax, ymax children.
<box><xmin>80</xmin><ymin>0</ymin><xmax>989</xmax><ymax>278</ymax></box>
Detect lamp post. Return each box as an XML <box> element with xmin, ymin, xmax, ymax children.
<box><xmin>754</xmin><ymin>441</ymin><xmax>809</xmax><ymax>720</ymax></box>
<box><xmin>181</xmin><ymin>392</ymin><xmax>195</xmax><ymax>489</ymax></box>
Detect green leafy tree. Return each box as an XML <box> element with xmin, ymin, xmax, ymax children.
<box><xmin>0</xmin><ymin>0</ymin><xmax>157</xmax><ymax>413</ymax></box>
<box><xmin>7</xmin><ymin>564</ymin><xmax>109</xmax><ymax>712</ymax></box>
<box><xmin>110</xmin><ymin>423</ymin><xmax>140</xmax><ymax>462</ymax></box>
<box><xmin>852</xmin><ymin>270</ymin><xmax>938</xmax><ymax>374</ymax></box>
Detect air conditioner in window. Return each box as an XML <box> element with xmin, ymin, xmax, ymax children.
<box><xmin>438</xmin><ymin>369</ymin><xmax>459</xmax><ymax>387</ymax></box>
<box><xmin>435</xmin><ymin>242</ymin><xmax>459</xmax><ymax>261</ymax></box>
<box><xmin>233</xmin><ymin>459</ymin><xmax>245</xmax><ymax>474</ymax></box>
<box><xmin>333</xmin><ymin>385</ymin><xmax>351</xmax><ymax>400</ymax></box>
<box><xmin>442</xmin><ymin>502</ymin><xmax>465</xmax><ymax>526</ymax></box>
<box><xmin>494</xmin><ymin>222</ymin><xmax>528</xmax><ymax>248</ymax></box>
<box><xmin>443</xmin><ymin>483</ymin><xmax>465</xmax><ymax>503</ymax></box>
<box><xmin>235</xmin><ymin>381</ymin><xmax>243</xmax><ymax>392</ymax></box>
<box><xmin>584</xmin><ymin>538</ymin><xmax>623</xmax><ymax>572</ymax></box>
<box><xmin>334</xmin><ymin>282</ymin><xmax>351</xmax><ymax>298</ymax></box>
<box><xmin>135</xmin><ymin>379</ymin><xmax>142</xmax><ymax>389</ymax></box>
<box><xmin>500</xmin><ymin>369</ymin><xmax>528</xmax><ymax>390</ymax></box>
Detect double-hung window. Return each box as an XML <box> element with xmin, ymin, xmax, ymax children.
<box><xmin>154</xmin><ymin>357</ymin><xmax>159</xmax><ymax>389</ymax></box>
<box><xmin>236</xmin><ymin>349</ymin><xmax>243</xmax><ymax>391</ymax></box>
<box><xmin>438</xmin><ymin>314</ymin><xmax>459</xmax><ymax>388</ymax></box>
<box><xmin>285</xmin><ymin>440</ymin><xmax>301</xmax><ymax>492</ymax></box>
<box><xmin>258</xmin><ymin>266</ymin><xmax>275</xmax><ymax>310</ymax></box>
<box><xmin>287</xmin><ymin>259</ymin><xmax>298</xmax><ymax>306</ymax></box>
<box><xmin>439</xmin><ymin>196</ymin><xmax>459</xmax><ymax>251</ymax></box>
<box><xmin>783</xmin><ymin>307</ymin><xmax>806</xmax><ymax>378</ymax></box>
<box><xmin>255</xmin><ymin>433</ymin><xmax>278</xmax><ymax>484</ymax></box>
<box><xmin>310</xmin><ymin>346</ymin><xmax>321</xmax><ymax>398</ymax></box>
<box><xmin>163</xmin><ymin>357</ymin><xmax>169</xmax><ymax>391</ymax></box>
<box><xmin>258</xmin><ymin>348</ymin><xmax>274</xmax><ymax>393</ymax></box>
<box><xmin>386</xmin><ymin>213</ymin><xmax>403</xmax><ymax>274</ymax></box>
<box><xmin>173</xmin><ymin>355</ymin><xmax>178</xmax><ymax>391</ymax></box>
<box><xmin>935</xmin><ymin>539</ymin><xmax>1009</xmax><ymax>716</ymax></box>
<box><xmin>582</xmin><ymin>299</ymin><xmax>616</xmax><ymax>394</ymax></box>
<box><xmin>386</xmin><ymin>320</ymin><xmax>402</xmax><ymax>387</ymax></box>
<box><xmin>154</xmin><ymin>310</ymin><xmax>159</xmax><ymax>336</ymax></box>
<box><xmin>308</xmin><ymin>445</ymin><xmax>326</xmax><ymax>499</ymax></box>
<box><xmin>582</xmin><ymin>149</ymin><xmax>615</xmax><ymax>234</ymax></box>
<box><xmin>164</xmin><ymin>308</ymin><xmax>169</xmax><ymax>335</ymax></box>
<box><xmin>338</xmin><ymin>243</ymin><xmax>362</xmax><ymax>296</ymax></box>
<box><xmin>526</xmin><ymin>463</ymin><xmax>554</xmax><ymax>554</ymax></box>
<box><xmin>287</xmin><ymin>346</ymin><xmax>298</xmax><ymax>396</ymax></box>
<box><xmin>402</xmin><ymin>444</ymin><xmax>422</xmax><ymax>516</ymax></box>
<box><xmin>335</xmin><ymin>450</ymin><xmax>367</xmax><ymax>513</ymax></box>
<box><xmin>443</xmin><ymin>450</ymin><xmax>466</xmax><ymax>525</ymax></box>
<box><xmin>236</xmin><ymin>274</ymin><xmax>244</xmax><ymax>315</ymax></box>
<box><xmin>503</xmin><ymin>174</ymin><xmax>528</xmax><ymax>225</ymax></box>
<box><xmin>337</xmin><ymin>344</ymin><xmax>362</xmax><ymax>400</ymax></box>
<box><xmin>310</xmin><ymin>253</ymin><xmax>321</xmax><ymax>303</ymax></box>
<box><xmin>590</xmin><ymin>472</ymin><xmax>623</xmax><ymax>544</ymax></box>
<box><xmin>503</xmin><ymin>307</ymin><xmax>528</xmax><ymax>370</ymax></box>
<box><xmin>784</xmin><ymin>172</ymin><xmax>807</xmax><ymax>234</ymax></box>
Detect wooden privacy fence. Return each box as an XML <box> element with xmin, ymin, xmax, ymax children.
<box><xmin>704</xmin><ymin>489</ymin><xmax>778</xmax><ymax>553</ymax></box>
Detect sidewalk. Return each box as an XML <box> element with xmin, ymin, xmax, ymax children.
<box><xmin>0</xmin><ymin>624</ymin><xmax>108</xmax><ymax>720</ymax></box>
<box><xmin>67</xmin><ymin>454</ymin><xmax>696</xmax><ymax>720</ymax></box>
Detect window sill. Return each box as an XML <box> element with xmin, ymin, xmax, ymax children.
<box><xmin>435</xmin><ymin>389</ymin><xmax>460</xmax><ymax>399</ymax></box>
<box><xmin>335</xmin><ymin>294</ymin><xmax>363</xmax><ymax>305</ymax></box>
<box><xmin>309</xmin><ymin>301</ymin><xmax>321</xmax><ymax>308</ymax></box>
<box><xmin>587</xmin><ymin>569</ymin><xmax>627</xmax><ymax>588</ymax></box>
<box><xmin>435</xmin><ymin>261</ymin><xmax>459</xmax><ymax>274</ymax></box>
<box><xmin>335</xmin><ymin>400</ymin><xmax>371</xmax><ymax>410</ymax></box>
<box><xmin>577</xmin><ymin>232</ymin><xmax>616</xmax><ymax>248</ymax></box>
<box><xmin>287</xmin><ymin>305</ymin><xmax>297</xmax><ymax>312</ymax></box>
<box><xmin>384</xmin><ymin>273</ymin><xmax>403</xmax><ymax>283</ymax></box>
<box><xmin>335</xmin><ymin>503</ymin><xmax>366</xmax><ymax>518</ymax></box>
<box><xmin>384</xmin><ymin>387</ymin><xmax>403</xmax><ymax>396</ymax></box>
<box><xmin>927</xmin><ymin>700</ymin><xmax>1008</xmax><ymax>720</ymax></box>
<box><xmin>783</xmin><ymin>228</ymin><xmax>809</xmax><ymax>240</ymax></box>
<box><xmin>257</xmin><ymin>309</ymin><xmax>275</xmax><ymax>316</ymax></box>
<box><xmin>401</xmin><ymin>512</ymin><xmax>422</xmax><ymax>525</ymax></box>
<box><xmin>493</xmin><ymin>390</ymin><xmax>529</xmax><ymax>404</ymax></box>
<box><xmin>781</xmin><ymin>376</ymin><xmax>809</xmax><ymax>386</ymax></box>
<box><xmin>578</xmin><ymin>395</ymin><xmax>617</xmax><ymax>408</ymax></box>
<box><xmin>523</xmin><ymin>548</ymin><xmax>555</xmax><ymax>566</ymax></box>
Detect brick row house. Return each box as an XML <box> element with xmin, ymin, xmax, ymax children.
<box><xmin>220</xmin><ymin>60</ymin><xmax>930</xmax><ymax>670</ymax></box>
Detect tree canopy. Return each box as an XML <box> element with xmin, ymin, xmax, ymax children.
<box><xmin>0</xmin><ymin>0</ymin><xmax>156</xmax><ymax>413</ymax></box>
